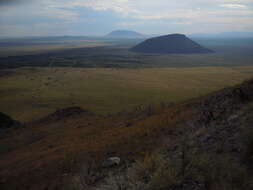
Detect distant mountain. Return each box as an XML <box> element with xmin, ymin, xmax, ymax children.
<box><xmin>190</xmin><ymin>32</ymin><xmax>253</xmax><ymax>38</ymax></box>
<box><xmin>131</xmin><ymin>34</ymin><xmax>213</xmax><ymax>54</ymax></box>
<box><xmin>106</xmin><ymin>30</ymin><xmax>144</xmax><ymax>38</ymax></box>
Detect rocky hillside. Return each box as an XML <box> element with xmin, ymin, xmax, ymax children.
<box><xmin>0</xmin><ymin>79</ymin><xmax>253</xmax><ymax>190</ymax></box>
<box><xmin>96</xmin><ymin>79</ymin><xmax>253</xmax><ymax>190</ymax></box>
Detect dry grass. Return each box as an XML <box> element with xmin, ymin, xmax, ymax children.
<box><xmin>1</xmin><ymin>66</ymin><xmax>253</xmax><ymax>122</ymax></box>
<box><xmin>0</xmin><ymin>100</ymin><xmax>193</xmax><ymax>190</ymax></box>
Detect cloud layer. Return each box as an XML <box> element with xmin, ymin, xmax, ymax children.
<box><xmin>0</xmin><ymin>0</ymin><xmax>252</xmax><ymax>36</ymax></box>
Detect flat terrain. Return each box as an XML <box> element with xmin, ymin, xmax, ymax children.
<box><xmin>1</xmin><ymin>66</ymin><xmax>253</xmax><ymax>122</ymax></box>
<box><xmin>0</xmin><ymin>40</ymin><xmax>108</xmax><ymax>57</ymax></box>
<box><xmin>0</xmin><ymin>36</ymin><xmax>142</xmax><ymax>57</ymax></box>
<box><xmin>1</xmin><ymin>37</ymin><xmax>253</xmax><ymax>69</ymax></box>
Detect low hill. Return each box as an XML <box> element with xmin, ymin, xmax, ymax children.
<box><xmin>131</xmin><ymin>33</ymin><xmax>213</xmax><ymax>54</ymax></box>
<box><xmin>106</xmin><ymin>30</ymin><xmax>144</xmax><ymax>38</ymax></box>
<box><xmin>0</xmin><ymin>112</ymin><xmax>21</xmax><ymax>129</ymax></box>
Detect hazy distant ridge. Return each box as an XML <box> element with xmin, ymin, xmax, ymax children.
<box><xmin>106</xmin><ymin>30</ymin><xmax>145</xmax><ymax>38</ymax></box>
<box><xmin>190</xmin><ymin>32</ymin><xmax>253</xmax><ymax>38</ymax></box>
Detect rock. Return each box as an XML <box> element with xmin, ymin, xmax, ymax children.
<box><xmin>227</xmin><ymin>114</ymin><xmax>239</xmax><ymax>122</ymax></box>
<box><xmin>102</xmin><ymin>157</ymin><xmax>121</xmax><ymax>168</ymax></box>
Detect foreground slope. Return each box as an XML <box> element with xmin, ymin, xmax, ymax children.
<box><xmin>131</xmin><ymin>34</ymin><xmax>213</xmax><ymax>54</ymax></box>
<box><xmin>0</xmin><ymin>78</ymin><xmax>253</xmax><ymax>190</ymax></box>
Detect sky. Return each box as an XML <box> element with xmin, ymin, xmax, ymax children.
<box><xmin>0</xmin><ymin>0</ymin><xmax>253</xmax><ymax>37</ymax></box>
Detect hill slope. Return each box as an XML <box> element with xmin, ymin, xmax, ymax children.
<box><xmin>131</xmin><ymin>34</ymin><xmax>213</xmax><ymax>54</ymax></box>
<box><xmin>106</xmin><ymin>30</ymin><xmax>144</xmax><ymax>38</ymax></box>
<box><xmin>1</xmin><ymin>78</ymin><xmax>253</xmax><ymax>190</ymax></box>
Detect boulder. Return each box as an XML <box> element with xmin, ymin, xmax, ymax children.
<box><xmin>102</xmin><ymin>157</ymin><xmax>121</xmax><ymax>168</ymax></box>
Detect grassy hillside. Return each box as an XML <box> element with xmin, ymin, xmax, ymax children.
<box><xmin>1</xmin><ymin>78</ymin><xmax>253</xmax><ymax>190</ymax></box>
<box><xmin>1</xmin><ymin>66</ymin><xmax>253</xmax><ymax>122</ymax></box>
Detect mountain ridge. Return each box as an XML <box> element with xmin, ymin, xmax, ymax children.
<box><xmin>106</xmin><ymin>30</ymin><xmax>144</xmax><ymax>38</ymax></box>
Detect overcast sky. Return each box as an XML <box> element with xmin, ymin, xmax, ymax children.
<box><xmin>0</xmin><ymin>0</ymin><xmax>253</xmax><ymax>37</ymax></box>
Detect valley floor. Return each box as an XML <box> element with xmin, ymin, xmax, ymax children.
<box><xmin>1</xmin><ymin>66</ymin><xmax>253</xmax><ymax>122</ymax></box>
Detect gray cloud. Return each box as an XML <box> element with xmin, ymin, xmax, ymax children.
<box><xmin>0</xmin><ymin>0</ymin><xmax>252</xmax><ymax>37</ymax></box>
<box><xmin>0</xmin><ymin>0</ymin><xmax>25</xmax><ymax>6</ymax></box>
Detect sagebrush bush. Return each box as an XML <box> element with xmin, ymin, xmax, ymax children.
<box><xmin>97</xmin><ymin>152</ymin><xmax>181</xmax><ymax>190</ymax></box>
<box><xmin>72</xmin><ymin>148</ymin><xmax>253</xmax><ymax>190</ymax></box>
<box><xmin>187</xmin><ymin>153</ymin><xmax>251</xmax><ymax>190</ymax></box>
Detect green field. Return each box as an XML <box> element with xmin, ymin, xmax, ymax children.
<box><xmin>1</xmin><ymin>66</ymin><xmax>253</xmax><ymax>122</ymax></box>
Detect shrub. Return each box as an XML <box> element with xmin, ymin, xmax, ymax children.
<box><xmin>188</xmin><ymin>154</ymin><xmax>250</xmax><ymax>190</ymax></box>
<box><xmin>241</xmin><ymin>127</ymin><xmax>253</xmax><ymax>168</ymax></box>
<box><xmin>72</xmin><ymin>159</ymin><xmax>104</xmax><ymax>190</ymax></box>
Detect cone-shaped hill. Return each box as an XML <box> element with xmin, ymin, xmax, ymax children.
<box><xmin>131</xmin><ymin>34</ymin><xmax>213</xmax><ymax>54</ymax></box>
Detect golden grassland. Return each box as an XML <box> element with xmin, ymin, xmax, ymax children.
<box><xmin>1</xmin><ymin>66</ymin><xmax>253</xmax><ymax>122</ymax></box>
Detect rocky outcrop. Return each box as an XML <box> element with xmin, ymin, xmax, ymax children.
<box><xmin>197</xmin><ymin>79</ymin><xmax>253</xmax><ymax>125</ymax></box>
<box><xmin>102</xmin><ymin>157</ymin><xmax>121</xmax><ymax>168</ymax></box>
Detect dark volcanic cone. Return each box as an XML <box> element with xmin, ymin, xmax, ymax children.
<box><xmin>131</xmin><ymin>34</ymin><xmax>213</xmax><ymax>54</ymax></box>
